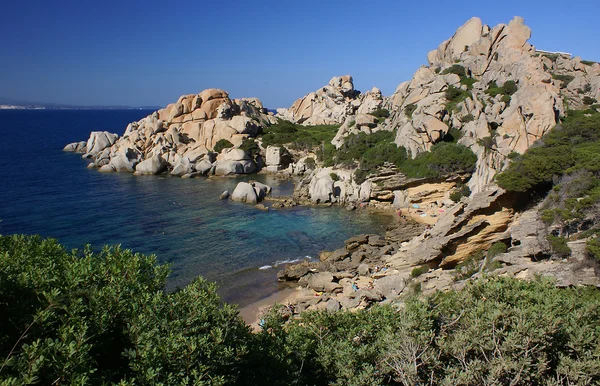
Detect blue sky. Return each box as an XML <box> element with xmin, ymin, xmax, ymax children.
<box><xmin>1</xmin><ymin>0</ymin><xmax>598</xmax><ymax>108</ymax></box>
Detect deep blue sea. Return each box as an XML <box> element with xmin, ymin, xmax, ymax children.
<box><xmin>0</xmin><ymin>109</ymin><xmax>396</xmax><ymax>306</ymax></box>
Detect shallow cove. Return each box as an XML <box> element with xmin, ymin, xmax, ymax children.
<box><xmin>0</xmin><ymin>109</ymin><xmax>397</xmax><ymax>307</ymax></box>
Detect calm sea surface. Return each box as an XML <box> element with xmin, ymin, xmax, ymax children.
<box><xmin>0</xmin><ymin>109</ymin><xmax>396</xmax><ymax>306</ymax></box>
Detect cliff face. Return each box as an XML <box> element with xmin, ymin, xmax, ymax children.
<box><xmin>387</xmin><ymin>16</ymin><xmax>600</xmax><ymax>193</ymax></box>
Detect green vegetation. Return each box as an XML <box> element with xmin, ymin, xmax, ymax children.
<box><xmin>213</xmin><ymin>138</ymin><xmax>234</xmax><ymax>153</ymax></box>
<box><xmin>586</xmin><ymin>237</ymin><xmax>600</xmax><ymax>261</ymax></box>
<box><xmin>0</xmin><ymin>235</ymin><xmax>250</xmax><ymax>385</ymax></box>
<box><xmin>485</xmin><ymin>80</ymin><xmax>518</xmax><ymax>105</ymax></box>
<box><xmin>442</xmin><ymin>64</ymin><xmax>466</xmax><ymax>77</ymax></box>
<box><xmin>461</xmin><ymin>113</ymin><xmax>474</xmax><ymax>123</ymax></box>
<box><xmin>239</xmin><ymin>137</ymin><xmax>261</xmax><ymax>158</ymax></box>
<box><xmin>454</xmin><ymin>250</ymin><xmax>485</xmax><ymax>280</ymax></box>
<box><xmin>496</xmin><ymin>113</ymin><xmax>600</xmax><ymax>192</ymax></box>
<box><xmin>583</xmin><ymin>96</ymin><xmax>598</xmax><ymax>105</ymax></box>
<box><xmin>460</xmin><ymin>76</ymin><xmax>476</xmax><ymax>90</ymax></box>
<box><xmin>404</xmin><ymin>103</ymin><xmax>417</xmax><ymax>118</ymax></box>
<box><xmin>370</xmin><ymin>108</ymin><xmax>390</xmax><ymax>124</ymax></box>
<box><xmin>552</xmin><ymin>73</ymin><xmax>575</xmax><ymax>88</ymax></box>
<box><xmin>401</xmin><ymin>142</ymin><xmax>477</xmax><ymax>179</ymax></box>
<box><xmin>581</xmin><ymin>60</ymin><xmax>597</xmax><ymax>66</ymax></box>
<box><xmin>546</xmin><ymin>234</ymin><xmax>571</xmax><ymax>258</ymax></box>
<box><xmin>445</xmin><ymin>85</ymin><xmax>471</xmax><ymax>112</ymax></box>
<box><xmin>3</xmin><ymin>236</ymin><xmax>600</xmax><ymax>385</ymax></box>
<box><xmin>330</xmin><ymin>172</ymin><xmax>339</xmax><ymax>182</ymax></box>
<box><xmin>443</xmin><ymin>127</ymin><xmax>463</xmax><ymax>143</ymax></box>
<box><xmin>449</xmin><ymin>183</ymin><xmax>471</xmax><ymax>202</ymax></box>
<box><xmin>260</xmin><ymin>119</ymin><xmax>340</xmax><ymax>150</ymax></box>
<box><xmin>410</xmin><ymin>265</ymin><xmax>428</xmax><ymax>278</ymax></box>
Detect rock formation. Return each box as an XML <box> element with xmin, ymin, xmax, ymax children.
<box><xmin>65</xmin><ymin>89</ymin><xmax>277</xmax><ymax>176</ymax></box>
<box><xmin>276</xmin><ymin>75</ymin><xmax>384</xmax><ymax>125</ymax></box>
<box><xmin>386</xmin><ymin>16</ymin><xmax>600</xmax><ymax>194</ymax></box>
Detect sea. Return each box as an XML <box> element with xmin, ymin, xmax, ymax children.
<box><xmin>0</xmin><ymin>109</ymin><xmax>396</xmax><ymax>306</ymax></box>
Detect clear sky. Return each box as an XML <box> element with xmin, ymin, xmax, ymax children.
<box><xmin>1</xmin><ymin>0</ymin><xmax>598</xmax><ymax>108</ymax></box>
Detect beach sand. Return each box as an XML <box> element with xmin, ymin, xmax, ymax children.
<box><xmin>239</xmin><ymin>286</ymin><xmax>303</xmax><ymax>331</ymax></box>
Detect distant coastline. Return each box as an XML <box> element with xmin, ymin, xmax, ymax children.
<box><xmin>0</xmin><ymin>97</ymin><xmax>160</xmax><ymax>111</ymax></box>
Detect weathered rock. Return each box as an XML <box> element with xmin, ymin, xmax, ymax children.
<box><xmin>83</xmin><ymin>131</ymin><xmax>118</xmax><ymax>158</ymax></box>
<box><xmin>134</xmin><ymin>154</ymin><xmax>168</xmax><ymax>175</ymax></box>
<box><xmin>195</xmin><ymin>159</ymin><xmax>213</xmax><ymax>175</ymax></box>
<box><xmin>63</xmin><ymin>141</ymin><xmax>87</xmax><ymax>153</ymax></box>
<box><xmin>219</xmin><ymin>190</ymin><xmax>229</xmax><ymax>200</ymax></box>
<box><xmin>307</xmin><ymin>272</ymin><xmax>342</xmax><ymax>292</ymax></box>
<box><xmin>231</xmin><ymin>182</ymin><xmax>259</xmax><ymax>204</ymax></box>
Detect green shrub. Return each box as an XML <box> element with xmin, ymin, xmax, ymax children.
<box><xmin>213</xmin><ymin>138</ymin><xmax>234</xmax><ymax>153</ymax></box>
<box><xmin>0</xmin><ymin>235</ymin><xmax>251</xmax><ymax>385</ymax></box>
<box><xmin>410</xmin><ymin>265</ymin><xmax>429</xmax><ymax>278</ymax></box>
<box><xmin>442</xmin><ymin>64</ymin><xmax>466</xmax><ymax>77</ymax></box>
<box><xmin>546</xmin><ymin>234</ymin><xmax>571</xmax><ymax>258</ymax></box>
<box><xmin>443</xmin><ymin>127</ymin><xmax>463</xmax><ymax>143</ymax></box>
<box><xmin>583</xmin><ymin>96</ymin><xmax>598</xmax><ymax>105</ymax></box>
<box><xmin>454</xmin><ymin>250</ymin><xmax>485</xmax><ymax>280</ymax></box>
<box><xmin>586</xmin><ymin>237</ymin><xmax>600</xmax><ymax>261</ymax></box>
<box><xmin>502</xmin><ymin>80</ymin><xmax>518</xmax><ymax>95</ymax></box>
<box><xmin>460</xmin><ymin>76</ymin><xmax>476</xmax><ymax>90</ymax></box>
<box><xmin>445</xmin><ymin>86</ymin><xmax>471</xmax><ymax>112</ymax></box>
<box><xmin>552</xmin><ymin>73</ymin><xmax>575</xmax><ymax>88</ymax></box>
<box><xmin>304</xmin><ymin>157</ymin><xmax>316</xmax><ymax>169</ymax></box>
<box><xmin>461</xmin><ymin>113</ymin><xmax>474</xmax><ymax>123</ymax></box>
<box><xmin>239</xmin><ymin>137</ymin><xmax>261</xmax><ymax>158</ymax></box>
<box><xmin>370</xmin><ymin>108</ymin><xmax>390</xmax><ymax>119</ymax></box>
<box><xmin>497</xmin><ymin>114</ymin><xmax>600</xmax><ymax>192</ymax></box>
<box><xmin>335</xmin><ymin>131</ymin><xmax>407</xmax><ymax>175</ymax></box>
<box><xmin>404</xmin><ymin>103</ymin><xmax>417</xmax><ymax>118</ymax></box>
<box><xmin>581</xmin><ymin>60</ymin><xmax>597</xmax><ymax>66</ymax></box>
<box><xmin>261</xmin><ymin>119</ymin><xmax>340</xmax><ymax>149</ymax></box>
<box><xmin>401</xmin><ymin>142</ymin><xmax>477</xmax><ymax>179</ymax></box>
<box><xmin>449</xmin><ymin>183</ymin><xmax>471</xmax><ymax>202</ymax></box>
<box><xmin>330</xmin><ymin>172</ymin><xmax>339</xmax><ymax>182</ymax></box>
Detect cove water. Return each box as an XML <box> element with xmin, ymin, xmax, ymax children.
<box><xmin>0</xmin><ymin>110</ymin><xmax>396</xmax><ymax>306</ymax></box>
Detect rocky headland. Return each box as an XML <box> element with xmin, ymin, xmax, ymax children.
<box><xmin>65</xmin><ymin>16</ymin><xmax>600</xmax><ymax>320</ymax></box>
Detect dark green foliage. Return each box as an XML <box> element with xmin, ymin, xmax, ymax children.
<box><xmin>460</xmin><ymin>76</ymin><xmax>476</xmax><ymax>90</ymax></box>
<box><xmin>449</xmin><ymin>183</ymin><xmax>471</xmax><ymax>202</ymax></box>
<box><xmin>485</xmin><ymin>80</ymin><xmax>518</xmax><ymax>99</ymax></box>
<box><xmin>401</xmin><ymin>142</ymin><xmax>477</xmax><ymax>179</ymax></box>
<box><xmin>442</xmin><ymin>64</ymin><xmax>466</xmax><ymax>77</ymax></box>
<box><xmin>487</xmin><ymin>242</ymin><xmax>508</xmax><ymax>258</ymax></box>
<box><xmin>445</xmin><ymin>85</ymin><xmax>471</xmax><ymax>112</ymax></box>
<box><xmin>552</xmin><ymin>73</ymin><xmax>575</xmax><ymax>88</ymax></box>
<box><xmin>583</xmin><ymin>96</ymin><xmax>598</xmax><ymax>105</ymax></box>
<box><xmin>334</xmin><ymin>131</ymin><xmax>407</xmax><ymax>183</ymax></box>
<box><xmin>304</xmin><ymin>157</ymin><xmax>316</xmax><ymax>169</ymax></box>
<box><xmin>239</xmin><ymin>137</ymin><xmax>261</xmax><ymax>158</ymax></box>
<box><xmin>443</xmin><ymin>127</ymin><xmax>463</xmax><ymax>143</ymax></box>
<box><xmin>581</xmin><ymin>60</ymin><xmax>597</xmax><ymax>66</ymax></box>
<box><xmin>261</xmin><ymin>277</ymin><xmax>600</xmax><ymax>385</ymax></box>
<box><xmin>371</xmin><ymin>108</ymin><xmax>390</xmax><ymax>124</ymax></box>
<box><xmin>461</xmin><ymin>113</ymin><xmax>474</xmax><ymax>123</ymax></box>
<box><xmin>404</xmin><ymin>103</ymin><xmax>417</xmax><ymax>118</ymax></box>
<box><xmin>496</xmin><ymin>114</ymin><xmax>600</xmax><ymax>192</ymax></box>
<box><xmin>410</xmin><ymin>266</ymin><xmax>428</xmax><ymax>278</ymax></box>
<box><xmin>478</xmin><ymin>135</ymin><xmax>495</xmax><ymax>150</ymax></box>
<box><xmin>330</xmin><ymin>172</ymin><xmax>339</xmax><ymax>182</ymax></box>
<box><xmin>213</xmin><ymin>138</ymin><xmax>234</xmax><ymax>153</ymax></box>
<box><xmin>586</xmin><ymin>237</ymin><xmax>600</xmax><ymax>261</ymax></box>
<box><xmin>261</xmin><ymin>119</ymin><xmax>340</xmax><ymax>150</ymax></box>
<box><xmin>0</xmin><ymin>235</ymin><xmax>251</xmax><ymax>385</ymax></box>
<box><xmin>541</xmin><ymin>52</ymin><xmax>559</xmax><ymax>62</ymax></box>
<box><xmin>546</xmin><ymin>234</ymin><xmax>571</xmax><ymax>258</ymax></box>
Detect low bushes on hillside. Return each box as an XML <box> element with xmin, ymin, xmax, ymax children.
<box><xmin>260</xmin><ymin>119</ymin><xmax>340</xmax><ymax>150</ymax></box>
<box><xmin>2</xmin><ymin>235</ymin><xmax>600</xmax><ymax>385</ymax></box>
<box><xmin>401</xmin><ymin>142</ymin><xmax>477</xmax><ymax>179</ymax></box>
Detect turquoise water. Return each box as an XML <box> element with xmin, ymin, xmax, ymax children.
<box><xmin>0</xmin><ymin>110</ymin><xmax>396</xmax><ymax>306</ymax></box>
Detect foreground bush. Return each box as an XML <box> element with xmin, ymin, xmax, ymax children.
<box><xmin>0</xmin><ymin>235</ymin><xmax>250</xmax><ymax>385</ymax></box>
<box><xmin>2</xmin><ymin>236</ymin><xmax>600</xmax><ymax>385</ymax></box>
<box><xmin>260</xmin><ymin>277</ymin><xmax>600</xmax><ymax>385</ymax></box>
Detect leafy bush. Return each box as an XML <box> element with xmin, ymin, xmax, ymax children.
<box><xmin>404</xmin><ymin>103</ymin><xmax>417</xmax><ymax>118</ymax></box>
<box><xmin>0</xmin><ymin>235</ymin><xmax>251</xmax><ymax>385</ymax></box>
<box><xmin>449</xmin><ymin>183</ymin><xmax>471</xmax><ymax>202</ymax></box>
<box><xmin>487</xmin><ymin>241</ymin><xmax>508</xmax><ymax>258</ymax></box>
<box><xmin>330</xmin><ymin>172</ymin><xmax>339</xmax><ymax>182</ymax></box>
<box><xmin>485</xmin><ymin>80</ymin><xmax>518</xmax><ymax>98</ymax></box>
<box><xmin>410</xmin><ymin>266</ymin><xmax>428</xmax><ymax>278</ymax></box>
<box><xmin>442</xmin><ymin>127</ymin><xmax>463</xmax><ymax>143</ymax></box>
<box><xmin>445</xmin><ymin>85</ymin><xmax>471</xmax><ymax>112</ymax></box>
<box><xmin>461</xmin><ymin>113</ymin><xmax>474</xmax><ymax>123</ymax></box>
<box><xmin>496</xmin><ymin>114</ymin><xmax>600</xmax><ymax>192</ymax></box>
<box><xmin>261</xmin><ymin>119</ymin><xmax>340</xmax><ymax>150</ymax></box>
<box><xmin>213</xmin><ymin>138</ymin><xmax>234</xmax><ymax>153</ymax></box>
<box><xmin>401</xmin><ymin>142</ymin><xmax>477</xmax><ymax>179</ymax></box>
<box><xmin>552</xmin><ymin>73</ymin><xmax>575</xmax><ymax>88</ymax></box>
<box><xmin>546</xmin><ymin>234</ymin><xmax>571</xmax><ymax>258</ymax></box>
<box><xmin>581</xmin><ymin>60</ymin><xmax>597</xmax><ymax>66</ymax></box>
<box><xmin>370</xmin><ymin>108</ymin><xmax>390</xmax><ymax>119</ymax></box>
<box><xmin>442</xmin><ymin>64</ymin><xmax>466</xmax><ymax>77</ymax></box>
<box><xmin>586</xmin><ymin>237</ymin><xmax>600</xmax><ymax>261</ymax></box>
<box><xmin>583</xmin><ymin>96</ymin><xmax>598</xmax><ymax>105</ymax></box>
<box><xmin>260</xmin><ymin>277</ymin><xmax>600</xmax><ymax>385</ymax></box>
<box><xmin>239</xmin><ymin>137</ymin><xmax>261</xmax><ymax>158</ymax></box>
<box><xmin>460</xmin><ymin>76</ymin><xmax>476</xmax><ymax>90</ymax></box>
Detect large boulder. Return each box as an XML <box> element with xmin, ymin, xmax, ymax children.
<box><xmin>109</xmin><ymin>147</ymin><xmax>142</xmax><ymax>172</ymax></box>
<box><xmin>134</xmin><ymin>154</ymin><xmax>168</xmax><ymax>175</ymax></box>
<box><xmin>63</xmin><ymin>141</ymin><xmax>87</xmax><ymax>153</ymax></box>
<box><xmin>231</xmin><ymin>182</ymin><xmax>259</xmax><ymax>204</ymax></box>
<box><xmin>83</xmin><ymin>131</ymin><xmax>118</xmax><ymax>158</ymax></box>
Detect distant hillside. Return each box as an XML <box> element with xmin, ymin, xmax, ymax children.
<box><xmin>0</xmin><ymin>97</ymin><xmax>159</xmax><ymax>110</ymax></box>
